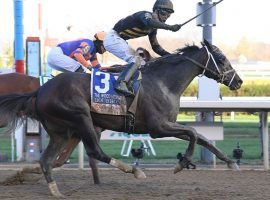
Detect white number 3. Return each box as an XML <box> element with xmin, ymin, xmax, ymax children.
<box><xmin>94</xmin><ymin>71</ymin><xmax>110</xmax><ymax>93</ymax></box>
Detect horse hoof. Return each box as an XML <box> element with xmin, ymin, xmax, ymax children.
<box><xmin>174</xmin><ymin>155</ymin><xmax>192</xmax><ymax>173</ymax></box>
<box><xmin>174</xmin><ymin>163</ymin><xmax>184</xmax><ymax>174</ymax></box>
<box><xmin>133</xmin><ymin>167</ymin><xmax>146</xmax><ymax>179</ymax></box>
<box><xmin>93</xmin><ymin>179</ymin><xmax>101</xmax><ymax>185</ymax></box>
<box><xmin>228</xmin><ymin>162</ymin><xmax>240</xmax><ymax>171</ymax></box>
<box><xmin>54</xmin><ymin>193</ymin><xmax>66</xmax><ymax>199</ymax></box>
<box><xmin>48</xmin><ymin>181</ymin><xmax>65</xmax><ymax>198</ymax></box>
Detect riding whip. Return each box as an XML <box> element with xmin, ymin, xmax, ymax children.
<box><xmin>179</xmin><ymin>0</ymin><xmax>224</xmax><ymax>27</ymax></box>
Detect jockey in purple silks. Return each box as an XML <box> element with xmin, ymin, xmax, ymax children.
<box><xmin>47</xmin><ymin>32</ymin><xmax>106</xmax><ymax>73</ymax></box>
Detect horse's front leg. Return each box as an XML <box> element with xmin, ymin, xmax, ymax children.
<box><xmin>178</xmin><ymin>133</ymin><xmax>239</xmax><ymax>170</ymax></box>
<box><xmin>87</xmin><ymin>126</ymin><xmax>104</xmax><ymax>184</ymax></box>
<box><xmin>150</xmin><ymin>122</ymin><xmax>198</xmax><ymax>173</ymax></box>
<box><xmin>196</xmin><ymin>134</ymin><xmax>239</xmax><ymax>170</ymax></box>
<box><xmin>78</xmin><ymin>115</ymin><xmax>146</xmax><ymax>180</ymax></box>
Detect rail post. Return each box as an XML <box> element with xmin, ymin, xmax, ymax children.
<box><xmin>196</xmin><ymin>0</ymin><xmax>219</xmax><ymax>164</ymax></box>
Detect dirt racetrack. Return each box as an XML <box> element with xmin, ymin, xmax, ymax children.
<box><xmin>0</xmin><ymin>167</ymin><xmax>270</xmax><ymax>200</ymax></box>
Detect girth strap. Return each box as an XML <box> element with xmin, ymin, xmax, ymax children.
<box><xmin>125</xmin><ymin>113</ymin><xmax>135</xmax><ymax>133</ymax></box>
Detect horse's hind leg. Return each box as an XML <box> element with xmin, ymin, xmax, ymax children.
<box><xmin>77</xmin><ymin>115</ymin><xmax>146</xmax><ymax>179</ymax></box>
<box><xmin>39</xmin><ymin>134</ymin><xmax>68</xmax><ymax>198</ymax></box>
<box><xmin>52</xmin><ymin>135</ymin><xmax>80</xmax><ymax>168</ymax></box>
<box><xmin>54</xmin><ymin>126</ymin><xmax>102</xmax><ymax>184</ymax></box>
<box><xmin>87</xmin><ymin>126</ymin><xmax>103</xmax><ymax>184</ymax></box>
<box><xmin>53</xmin><ymin>137</ymin><xmax>101</xmax><ymax>184</ymax></box>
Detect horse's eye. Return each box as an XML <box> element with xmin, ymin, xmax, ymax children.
<box><xmin>216</xmin><ymin>54</ymin><xmax>225</xmax><ymax>62</ymax></box>
<box><xmin>220</xmin><ymin>57</ymin><xmax>226</xmax><ymax>62</ymax></box>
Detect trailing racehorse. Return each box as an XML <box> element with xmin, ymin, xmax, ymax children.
<box><xmin>0</xmin><ymin>73</ymin><xmax>40</xmax><ymax>95</ymax></box>
<box><xmin>0</xmin><ymin>40</ymin><xmax>242</xmax><ymax>197</ymax></box>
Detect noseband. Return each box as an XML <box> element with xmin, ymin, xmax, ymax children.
<box><xmin>184</xmin><ymin>46</ymin><xmax>236</xmax><ymax>87</ymax></box>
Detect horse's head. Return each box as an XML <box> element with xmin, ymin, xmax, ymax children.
<box><xmin>136</xmin><ymin>47</ymin><xmax>153</xmax><ymax>63</ymax></box>
<box><xmin>201</xmin><ymin>39</ymin><xmax>243</xmax><ymax>90</ymax></box>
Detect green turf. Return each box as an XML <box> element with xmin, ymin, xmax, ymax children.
<box><xmin>0</xmin><ymin>113</ymin><xmax>268</xmax><ymax>164</ymax></box>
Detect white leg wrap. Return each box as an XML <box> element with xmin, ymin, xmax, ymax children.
<box><xmin>48</xmin><ymin>181</ymin><xmax>65</xmax><ymax>198</ymax></box>
<box><xmin>109</xmin><ymin>158</ymin><xmax>133</xmax><ymax>173</ymax></box>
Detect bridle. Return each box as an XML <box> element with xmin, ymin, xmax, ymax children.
<box><xmin>183</xmin><ymin>45</ymin><xmax>236</xmax><ymax>87</ymax></box>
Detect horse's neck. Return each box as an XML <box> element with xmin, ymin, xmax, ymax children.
<box><xmin>156</xmin><ymin>60</ymin><xmax>202</xmax><ymax>95</ymax></box>
<box><xmin>142</xmin><ymin>50</ymin><xmax>208</xmax><ymax>97</ymax></box>
<box><xmin>173</xmin><ymin>62</ymin><xmax>202</xmax><ymax>94</ymax></box>
<box><xmin>173</xmin><ymin>50</ymin><xmax>208</xmax><ymax>93</ymax></box>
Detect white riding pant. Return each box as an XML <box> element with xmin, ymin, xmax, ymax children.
<box><xmin>103</xmin><ymin>30</ymin><xmax>136</xmax><ymax>64</ymax></box>
<box><xmin>47</xmin><ymin>47</ymin><xmax>81</xmax><ymax>72</ymax></box>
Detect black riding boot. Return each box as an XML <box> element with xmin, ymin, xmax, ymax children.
<box><xmin>114</xmin><ymin>62</ymin><xmax>139</xmax><ymax>97</ymax></box>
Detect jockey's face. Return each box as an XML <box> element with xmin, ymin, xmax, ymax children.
<box><xmin>155</xmin><ymin>9</ymin><xmax>171</xmax><ymax>22</ymax></box>
<box><xmin>98</xmin><ymin>44</ymin><xmax>106</xmax><ymax>54</ymax></box>
<box><xmin>95</xmin><ymin>40</ymin><xmax>106</xmax><ymax>54</ymax></box>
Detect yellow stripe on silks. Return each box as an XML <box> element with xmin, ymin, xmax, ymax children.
<box><xmin>119</xmin><ymin>32</ymin><xmax>135</xmax><ymax>38</ymax></box>
<box><xmin>132</xmin><ymin>27</ymin><xmax>150</xmax><ymax>34</ymax></box>
<box><xmin>124</xmin><ymin>29</ymin><xmax>146</xmax><ymax>37</ymax></box>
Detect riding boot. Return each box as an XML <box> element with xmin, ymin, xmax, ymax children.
<box><xmin>114</xmin><ymin>62</ymin><xmax>140</xmax><ymax>97</ymax></box>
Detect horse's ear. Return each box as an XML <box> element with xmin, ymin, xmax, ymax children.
<box><xmin>202</xmin><ymin>39</ymin><xmax>212</xmax><ymax>50</ymax></box>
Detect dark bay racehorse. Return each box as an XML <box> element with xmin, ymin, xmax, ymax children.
<box><xmin>0</xmin><ymin>47</ymin><xmax>152</xmax><ymax>184</ymax></box>
<box><xmin>0</xmin><ymin>40</ymin><xmax>242</xmax><ymax>197</ymax></box>
<box><xmin>0</xmin><ymin>73</ymin><xmax>101</xmax><ymax>184</ymax></box>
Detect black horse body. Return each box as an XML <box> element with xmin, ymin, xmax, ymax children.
<box><xmin>0</xmin><ymin>40</ymin><xmax>242</xmax><ymax>197</ymax></box>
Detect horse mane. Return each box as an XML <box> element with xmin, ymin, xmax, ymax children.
<box><xmin>176</xmin><ymin>44</ymin><xmax>200</xmax><ymax>55</ymax></box>
<box><xmin>142</xmin><ymin>44</ymin><xmax>200</xmax><ymax>72</ymax></box>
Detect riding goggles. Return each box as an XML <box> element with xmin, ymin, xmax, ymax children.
<box><xmin>158</xmin><ymin>9</ymin><xmax>172</xmax><ymax>17</ymax></box>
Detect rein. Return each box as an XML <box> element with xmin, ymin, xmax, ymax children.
<box><xmin>183</xmin><ymin>46</ymin><xmax>236</xmax><ymax>87</ymax></box>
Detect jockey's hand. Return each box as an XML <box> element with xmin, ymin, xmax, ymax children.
<box><xmin>86</xmin><ymin>67</ymin><xmax>92</xmax><ymax>71</ymax></box>
<box><xmin>84</xmin><ymin>67</ymin><xmax>91</xmax><ymax>74</ymax></box>
<box><xmin>170</xmin><ymin>24</ymin><xmax>181</xmax><ymax>32</ymax></box>
<box><xmin>99</xmin><ymin>66</ymin><xmax>110</xmax><ymax>71</ymax></box>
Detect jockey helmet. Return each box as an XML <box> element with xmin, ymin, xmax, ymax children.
<box><xmin>153</xmin><ymin>0</ymin><xmax>174</xmax><ymax>13</ymax></box>
<box><xmin>93</xmin><ymin>31</ymin><xmax>106</xmax><ymax>54</ymax></box>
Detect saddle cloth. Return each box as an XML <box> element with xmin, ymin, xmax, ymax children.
<box><xmin>90</xmin><ymin>68</ymin><xmax>140</xmax><ymax>115</ymax></box>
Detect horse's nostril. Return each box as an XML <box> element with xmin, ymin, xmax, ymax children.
<box><xmin>238</xmin><ymin>80</ymin><xmax>243</xmax><ymax>85</ymax></box>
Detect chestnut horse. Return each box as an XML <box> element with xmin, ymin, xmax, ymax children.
<box><xmin>0</xmin><ymin>73</ymin><xmax>40</xmax><ymax>95</ymax></box>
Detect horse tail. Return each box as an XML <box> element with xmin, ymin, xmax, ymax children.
<box><xmin>0</xmin><ymin>91</ymin><xmax>38</xmax><ymax>133</ymax></box>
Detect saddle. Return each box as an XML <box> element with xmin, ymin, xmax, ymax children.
<box><xmin>90</xmin><ymin>67</ymin><xmax>141</xmax><ymax>132</ymax></box>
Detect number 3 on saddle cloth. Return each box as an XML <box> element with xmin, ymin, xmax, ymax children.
<box><xmin>91</xmin><ymin>67</ymin><xmax>141</xmax><ymax>117</ymax></box>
